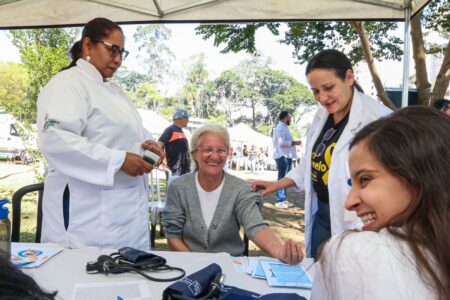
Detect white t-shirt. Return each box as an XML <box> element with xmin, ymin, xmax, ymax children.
<box><xmin>311</xmin><ymin>228</ymin><xmax>437</xmax><ymax>300</ymax></box>
<box><xmin>195</xmin><ymin>172</ymin><xmax>224</xmax><ymax>228</ymax></box>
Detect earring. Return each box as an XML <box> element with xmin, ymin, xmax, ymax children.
<box><xmin>86</xmin><ymin>55</ymin><xmax>91</xmax><ymax>62</ymax></box>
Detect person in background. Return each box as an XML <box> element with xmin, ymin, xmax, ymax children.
<box><xmin>37</xmin><ymin>18</ymin><xmax>163</xmax><ymax>250</ymax></box>
<box><xmin>0</xmin><ymin>253</ymin><xmax>57</xmax><ymax>300</ymax></box>
<box><xmin>158</xmin><ymin>108</ymin><xmax>191</xmax><ymax>184</ymax></box>
<box><xmin>162</xmin><ymin>124</ymin><xmax>303</xmax><ymax>264</ymax></box>
<box><xmin>433</xmin><ymin>98</ymin><xmax>450</xmax><ymax>116</ymax></box>
<box><xmin>271</xmin><ymin>111</ymin><xmax>301</xmax><ymax>209</ymax></box>
<box><xmin>242</xmin><ymin>144</ymin><xmax>249</xmax><ymax>171</ymax></box>
<box><xmin>248</xmin><ymin>145</ymin><xmax>258</xmax><ymax>173</ymax></box>
<box><xmin>253</xmin><ymin>50</ymin><xmax>391</xmax><ymax>259</ymax></box>
<box><xmin>311</xmin><ymin>107</ymin><xmax>450</xmax><ymax>300</ymax></box>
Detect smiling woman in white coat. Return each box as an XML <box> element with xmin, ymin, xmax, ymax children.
<box><xmin>253</xmin><ymin>50</ymin><xmax>392</xmax><ymax>258</ymax></box>
<box><xmin>37</xmin><ymin>18</ymin><xmax>164</xmax><ymax>250</ymax></box>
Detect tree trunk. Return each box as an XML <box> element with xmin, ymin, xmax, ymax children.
<box><xmin>251</xmin><ymin>98</ymin><xmax>256</xmax><ymax>129</ymax></box>
<box><xmin>431</xmin><ymin>39</ymin><xmax>450</xmax><ymax>102</ymax></box>
<box><xmin>351</xmin><ymin>21</ymin><xmax>397</xmax><ymax>110</ymax></box>
<box><xmin>410</xmin><ymin>13</ymin><xmax>431</xmax><ymax>106</ymax></box>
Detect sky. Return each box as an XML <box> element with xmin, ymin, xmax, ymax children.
<box><xmin>0</xmin><ymin>22</ymin><xmax>416</xmax><ymax>99</ymax></box>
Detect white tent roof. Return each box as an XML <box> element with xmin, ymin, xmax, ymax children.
<box><xmin>138</xmin><ymin>109</ymin><xmax>170</xmax><ymax>137</ymax></box>
<box><xmin>228</xmin><ymin>123</ymin><xmax>271</xmax><ymax>148</ymax></box>
<box><xmin>0</xmin><ymin>0</ymin><xmax>430</xmax><ymax>29</ymax></box>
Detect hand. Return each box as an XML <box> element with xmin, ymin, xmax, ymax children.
<box><xmin>251</xmin><ymin>180</ymin><xmax>276</xmax><ymax>197</ymax></box>
<box><xmin>142</xmin><ymin>140</ymin><xmax>165</xmax><ymax>166</ymax></box>
<box><xmin>274</xmin><ymin>239</ymin><xmax>304</xmax><ymax>265</ymax></box>
<box><xmin>120</xmin><ymin>152</ymin><xmax>153</xmax><ymax>176</ymax></box>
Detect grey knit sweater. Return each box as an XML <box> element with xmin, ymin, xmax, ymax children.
<box><xmin>162</xmin><ymin>172</ymin><xmax>268</xmax><ymax>256</ymax></box>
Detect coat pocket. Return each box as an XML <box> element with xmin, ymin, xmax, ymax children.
<box><xmin>100</xmin><ymin>186</ymin><xmax>139</xmax><ymax>227</ymax></box>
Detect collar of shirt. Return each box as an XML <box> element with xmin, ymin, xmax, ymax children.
<box><xmin>76</xmin><ymin>58</ymin><xmax>104</xmax><ymax>83</ymax></box>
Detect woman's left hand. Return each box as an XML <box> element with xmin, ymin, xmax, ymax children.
<box><xmin>142</xmin><ymin>140</ymin><xmax>165</xmax><ymax>166</ymax></box>
<box><xmin>276</xmin><ymin>239</ymin><xmax>304</xmax><ymax>265</ymax></box>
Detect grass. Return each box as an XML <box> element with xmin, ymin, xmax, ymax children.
<box><xmin>1</xmin><ymin>171</ymin><xmax>306</xmax><ymax>256</ymax></box>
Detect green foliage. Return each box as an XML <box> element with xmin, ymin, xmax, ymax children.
<box><xmin>180</xmin><ymin>54</ymin><xmax>212</xmax><ymax>118</ymax></box>
<box><xmin>254</xmin><ymin>68</ymin><xmax>314</xmax><ymax>124</ymax></box>
<box><xmin>256</xmin><ymin>124</ymin><xmax>272</xmax><ymax>136</ymax></box>
<box><xmin>130</xmin><ymin>83</ymin><xmax>165</xmax><ymax>110</ymax></box>
<box><xmin>160</xmin><ymin>106</ymin><xmax>176</xmax><ymax>121</ymax></box>
<box><xmin>422</xmin><ymin>0</ymin><xmax>449</xmax><ymax>33</ymax></box>
<box><xmin>134</xmin><ymin>25</ymin><xmax>175</xmax><ymax>84</ymax></box>
<box><xmin>8</xmin><ymin>28</ymin><xmax>79</xmax><ymax>123</ymax></box>
<box><xmin>0</xmin><ymin>62</ymin><xmax>31</xmax><ymax>122</ymax></box>
<box><xmin>195</xmin><ymin>21</ymin><xmax>402</xmax><ymax>64</ymax></box>
<box><xmin>422</xmin><ymin>0</ymin><xmax>449</xmax><ymax>55</ymax></box>
<box><xmin>196</xmin><ymin>23</ymin><xmax>280</xmax><ymax>54</ymax></box>
<box><xmin>207</xmin><ymin>113</ymin><xmax>227</xmax><ymax>126</ymax></box>
<box><xmin>112</xmin><ymin>66</ymin><xmax>150</xmax><ymax>92</ymax></box>
<box><xmin>214</xmin><ymin>70</ymin><xmax>245</xmax><ymax>126</ymax></box>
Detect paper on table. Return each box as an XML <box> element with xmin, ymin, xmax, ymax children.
<box><xmin>230</xmin><ymin>256</ymin><xmax>248</xmax><ymax>273</ymax></box>
<box><xmin>11</xmin><ymin>244</ymin><xmax>63</xmax><ymax>268</ymax></box>
<box><xmin>72</xmin><ymin>281</ymin><xmax>151</xmax><ymax>300</ymax></box>
<box><xmin>251</xmin><ymin>257</ymin><xmax>279</xmax><ymax>279</ymax></box>
<box><xmin>261</xmin><ymin>261</ymin><xmax>313</xmax><ymax>289</ymax></box>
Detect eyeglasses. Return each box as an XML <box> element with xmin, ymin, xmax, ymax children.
<box><xmin>196</xmin><ymin>147</ymin><xmax>228</xmax><ymax>157</ymax></box>
<box><xmin>314</xmin><ymin>128</ymin><xmax>336</xmax><ymax>157</ymax></box>
<box><xmin>94</xmin><ymin>40</ymin><xmax>129</xmax><ymax>60</ymax></box>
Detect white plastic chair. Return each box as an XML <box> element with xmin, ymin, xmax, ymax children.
<box><xmin>149</xmin><ymin>168</ymin><xmax>168</xmax><ymax>248</ymax></box>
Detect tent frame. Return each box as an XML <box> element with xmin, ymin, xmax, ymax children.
<box><xmin>88</xmin><ymin>0</ymin><xmax>222</xmax><ymax>18</ymax></box>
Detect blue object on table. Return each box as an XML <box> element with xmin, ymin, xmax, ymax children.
<box><xmin>162</xmin><ymin>263</ymin><xmax>221</xmax><ymax>300</ymax></box>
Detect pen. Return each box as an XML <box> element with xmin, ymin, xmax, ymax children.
<box><xmin>270</xmin><ymin>268</ymin><xmax>276</xmax><ymax>278</ymax></box>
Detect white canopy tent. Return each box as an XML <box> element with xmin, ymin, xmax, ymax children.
<box><xmin>228</xmin><ymin>123</ymin><xmax>271</xmax><ymax>148</ymax></box>
<box><xmin>0</xmin><ymin>0</ymin><xmax>432</xmax><ymax>106</ymax></box>
<box><xmin>138</xmin><ymin>109</ymin><xmax>170</xmax><ymax>138</ymax></box>
<box><xmin>0</xmin><ymin>0</ymin><xmax>430</xmax><ymax>28</ymax></box>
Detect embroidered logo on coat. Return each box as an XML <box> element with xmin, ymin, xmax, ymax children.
<box><xmin>42</xmin><ymin>114</ymin><xmax>60</xmax><ymax>133</ymax></box>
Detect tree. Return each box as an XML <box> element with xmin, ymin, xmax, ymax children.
<box><xmin>411</xmin><ymin>0</ymin><xmax>449</xmax><ymax>104</ymax></box>
<box><xmin>131</xmin><ymin>83</ymin><xmax>165</xmax><ymax>110</ymax></box>
<box><xmin>0</xmin><ymin>62</ymin><xmax>30</xmax><ymax>122</ymax></box>
<box><xmin>8</xmin><ymin>28</ymin><xmax>79</xmax><ymax>122</ymax></box>
<box><xmin>112</xmin><ymin>66</ymin><xmax>150</xmax><ymax>92</ymax></box>
<box><xmin>233</xmin><ymin>55</ymin><xmax>271</xmax><ymax>129</ymax></box>
<box><xmin>134</xmin><ymin>25</ymin><xmax>175</xmax><ymax>86</ymax></box>
<box><xmin>181</xmin><ymin>53</ymin><xmax>209</xmax><ymax>117</ymax></box>
<box><xmin>214</xmin><ymin>70</ymin><xmax>245</xmax><ymax>126</ymax></box>
<box><xmin>196</xmin><ymin>22</ymin><xmax>402</xmax><ymax>109</ymax></box>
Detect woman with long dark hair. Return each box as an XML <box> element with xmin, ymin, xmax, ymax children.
<box><xmin>312</xmin><ymin>106</ymin><xmax>450</xmax><ymax>299</ymax></box>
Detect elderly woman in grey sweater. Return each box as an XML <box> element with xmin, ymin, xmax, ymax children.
<box><xmin>162</xmin><ymin>124</ymin><xmax>303</xmax><ymax>264</ymax></box>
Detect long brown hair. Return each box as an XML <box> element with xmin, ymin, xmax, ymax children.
<box><xmin>349</xmin><ymin>106</ymin><xmax>450</xmax><ymax>299</ymax></box>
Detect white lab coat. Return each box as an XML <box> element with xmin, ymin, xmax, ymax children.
<box><xmin>311</xmin><ymin>229</ymin><xmax>437</xmax><ymax>299</ymax></box>
<box><xmin>286</xmin><ymin>89</ymin><xmax>391</xmax><ymax>257</ymax></box>
<box><xmin>37</xmin><ymin>59</ymin><xmax>152</xmax><ymax>250</ymax></box>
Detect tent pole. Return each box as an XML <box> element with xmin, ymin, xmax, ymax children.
<box><xmin>401</xmin><ymin>0</ymin><xmax>412</xmax><ymax>107</ymax></box>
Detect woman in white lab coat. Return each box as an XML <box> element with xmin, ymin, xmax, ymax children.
<box><xmin>37</xmin><ymin>18</ymin><xmax>163</xmax><ymax>250</ymax></box>
<box><xmin>253</xmin><ymin>50</ymin><xmax>391</xmax><ymax>258</ymax></box>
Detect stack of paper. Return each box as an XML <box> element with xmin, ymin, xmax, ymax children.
<box><xmin>230</xmin><ymin>256</ymin><xmax>313</xmax><ymax>289</ymax></box>
<box><xmin>260</xmin><ymin>261</ymin><xmax>313</xmax><ymax>289</ymax></box>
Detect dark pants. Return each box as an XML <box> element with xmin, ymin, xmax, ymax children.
<box><xmin>311</xmin><ymin>199</ymin><xmax>331</xmax><ymax>259</ymax></box>
<box><xmin>275</xmin><ymin>157</ymin><xmax>292</xmax><ymax>202</ymax></box>
<box><xmin>63</xmin><ymin>184</ymin><xmax>70</xmax><ymax>230</ymax></box>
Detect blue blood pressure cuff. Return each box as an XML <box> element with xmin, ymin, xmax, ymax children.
<box><xmin>163</xmin><ymin>263</ymin><xmax>222</xmax><ymax>299</ymax></box>
<box><xmin>118</xmin><ymin>247</ymin><xmax>166</xmax><ymax>267</ymax></box>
